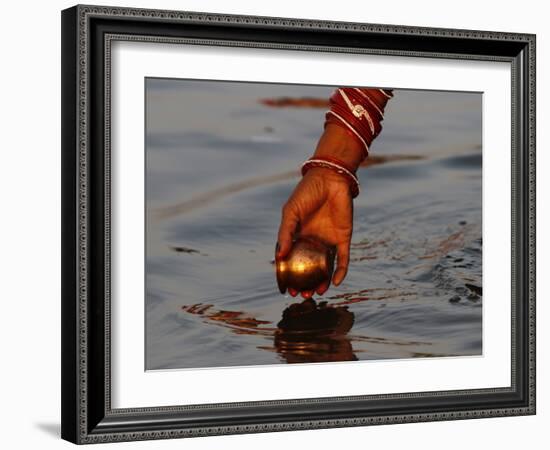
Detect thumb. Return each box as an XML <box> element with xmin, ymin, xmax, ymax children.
<box><xmin>332</xmin><ymin>242</ymin><xmax>350</xmax><ymax>286</ymax></box>
<box><xmin>277</xmin><ymin>204</ymin><xmax>299</xmax><ymax>258</ymax></box>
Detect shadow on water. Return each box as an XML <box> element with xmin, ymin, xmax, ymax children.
<box><xmin>181</xmin><ymin>299</ymin><xmax>357</xmax><ymax>363</ymax></box>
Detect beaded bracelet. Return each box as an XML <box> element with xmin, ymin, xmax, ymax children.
<box><xmin>301</xmin><ymin>157</ymin><xmax>360</xmax><ymax>198</ymax></box>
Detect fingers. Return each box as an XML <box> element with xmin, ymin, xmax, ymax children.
<box><xmin>277</xmin><ymin>204</ymin><xmax>299</xmax><ymax>259</ymax></box>
<box><xmin>332</xmin><ymin>242</ymin><xmax>350</xmax><ymax>286</ymax></box>
<box><xmin>289</xmin><ymin>288</ymin><xmax>324</xmax><ymax>299</ymax></box>
<box><xmin>315</xmin><ymin>280</ymin><xmax>330</xmax><ymax>296</ymax></box>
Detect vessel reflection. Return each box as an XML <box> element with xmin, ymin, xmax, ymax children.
<box><xmin>180</xmin><ymin>298</ymin><xmax>357</xmax><ymax>363</ymax></box>
<box><xmin>273</xmin><ymin>299</ymin><xmax>356</xmax><ymax>363</ymax></box>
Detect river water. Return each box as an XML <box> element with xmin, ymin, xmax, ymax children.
<box><xmin>145</xmin><ymin>78</ymin><xmax>482</xmax><ymax>370</ymax></box>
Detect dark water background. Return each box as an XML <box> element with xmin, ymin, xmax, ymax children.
<box><xmin>145</xmin><ymin>78</ymin><xmax>482</xmax><ymax>370</ymax></box>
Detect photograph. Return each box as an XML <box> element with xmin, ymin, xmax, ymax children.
<box><xmin>145</xmin><ymin>79</ymin><xmax>483</xmax><ymax>370</ymax></box>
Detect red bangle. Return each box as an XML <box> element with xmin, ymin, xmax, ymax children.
<box><xmin>301</xmin><ymin>156</ymin><xmax>360</xmax><ymax>198</ymax></box>
<box><xmin>332</xmin><ymin>90</ymin><xmax>376</xmax><ymax>139</ymax></box>
<box><xmin>323</xmin><ymin>87</ymin><xmax>392</xmax><ymax>162</ymax></box>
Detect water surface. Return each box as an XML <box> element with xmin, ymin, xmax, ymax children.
<box><xmin>145</xmin><ymin>79</ymin><xmax>482</xmax><ymax>370</ymax></box>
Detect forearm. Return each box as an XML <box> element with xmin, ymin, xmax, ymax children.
<box><xmin>312</xmin><ymin>123</ymin><xmax>364</xmax><ymax>172</ymax></box>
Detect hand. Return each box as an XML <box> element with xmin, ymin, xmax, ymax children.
<box><xmin>276</xmin><ymin>124</ymin><xmax>363</xmax><ymax>299</ymax></box>
<box><xmin>276</xmin><ymin>165</ymin><xmax>354</xmax><ymax>298</ymax></box>
<box><xmin>276</xmin><ymin>124</ymin><xmax>363</xmax><ymax>298</ymax></box>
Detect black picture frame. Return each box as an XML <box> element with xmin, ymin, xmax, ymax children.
<box><xmin>61</xmin><ymin>4</ymin><xmax>536</xmax><ymax>444</ymax></box>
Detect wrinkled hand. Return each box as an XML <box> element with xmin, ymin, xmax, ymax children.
<box><xmin>276</xmin><ymin>166</ymin><xmax>354</xmax><ymax>298</ymax></box>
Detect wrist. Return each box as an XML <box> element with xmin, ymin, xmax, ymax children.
<box><xmin>301</xmin><ymin>159</ymin><xmax>360</xmax><ymax>198</ymax></box>
<box><xmin>303</xmin><ymin>166</ymin><xmax>351</xmax><ymax>185</ymax></box>
<box><xmin>303</xmin><ymin>168</ymin><xmax>355</xmax><ymax>200</ymax></box>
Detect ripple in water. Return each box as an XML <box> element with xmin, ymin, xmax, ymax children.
<box><xmin>145</xmin><ymin>82</ymin><xmax>482</xmax><ymax>370</ymax></box>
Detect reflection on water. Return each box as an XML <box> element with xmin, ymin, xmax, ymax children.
<box><xmin>181</xmin><ymin>299</ymin><xmax>357</xmax><ymax>364</ymax></box>
<box><xmin>145</xmin><ymin>79</ymin><xmax>483</xmax><ymax>370</ymax></box>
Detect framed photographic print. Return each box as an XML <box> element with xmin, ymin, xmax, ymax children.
<box><xmin>61</xmin><ymin>4</ymin><xmax>536</xmax><ymax>444</ymax></box>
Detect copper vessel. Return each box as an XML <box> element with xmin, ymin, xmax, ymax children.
<box><xmin>275</xmin><ymin>236</ymin><xmax>336</xmax><ymax>294</ymax></box>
